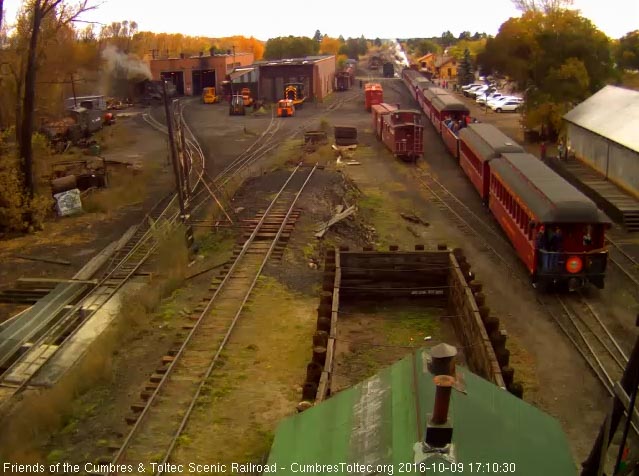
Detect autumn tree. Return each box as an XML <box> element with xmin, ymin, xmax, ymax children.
<box><xmin>415</xmin><ymin>39</ymin><xmax>440</xmax><ymax>56</ymax></box>
<box><xmin>512</xmin><ymin>0</ymin><xmax>573</xmax><ymax>12</ymax></box>
<box><xmin>319</xmin><ymin>36</ymin><xmax>342</xmax><ymax>56</ymax></box>
<box><xmin>264</xmin><ymin>36</ymin><xmax>318</xmax><ymax>60</ymax></box>
<box><xmin>20</xmin><ymin>0</ymin><xmax>96</xmax><ymax>199</ymax></box>
<box><xmin>477</xmin><ymin>9</ymin><xmax>614</xmax><ymax>134</ymax></box>
<box><xmin>615</xmin><ymin>30</ymin><xmax>639</xmax><ymax>70</ymax></box>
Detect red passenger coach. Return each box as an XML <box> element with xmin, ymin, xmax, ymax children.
<box><xmin>458</xmin><ymin>124</ymin><xmax>524</xmax><ymax>201</ymax></box>
<box><xmin>379</xmin><ymin>110</ymin><xmax>424</xmax><ymax>162</ymax></box>
<box><xmin>364</xmin><ymin>83</ymin><xmax>384</xmax><ymax>111</ymax></box>
<box><xmin>421</xmin><ymin>87</ymin><xmax>447</xmax><ymax>119</ymax></box>
<box><xmin>430</xmin><ymin>95</ymin><xmax>469</xmax><ymax>135</ymax></box>
<box><xmin>489</xmin><ymin>153</ymin><xmax>611</xmax><ymax>290</ymax></box>
<box><xmin>371</xmin><ymin>103</ymin><xmax>398</xmax><ymax>139</ymax></box>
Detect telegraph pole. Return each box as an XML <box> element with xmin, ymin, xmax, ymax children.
<box><xmin>162</xmin><ymin>81</ymin><xmax>187</xmax><ymax>225</ymax></box>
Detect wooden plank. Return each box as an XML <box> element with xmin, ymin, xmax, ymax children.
<box><xmin>16</xmin><ymin>278</ymin><xmax>98</xmax><ymax>288</ymax></box>
<box><xmin>315</xmin><ymin>206</ymin><xmax>356</xmax><ymax>238</ymax></box>
<box><xmin>316</xmin><ymin>371</ymin><xmax>330</xmax><ymax>403</ymax></box>
<box><xmin>14</xmin><ymin>255</ymin><xmax>71</xmax><ymax>266</ymax></box>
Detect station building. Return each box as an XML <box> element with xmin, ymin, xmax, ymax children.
<box><xmin>149</xmin><ymin>51</ymin><xmax>254</xmax><ymax>96</ymax></box>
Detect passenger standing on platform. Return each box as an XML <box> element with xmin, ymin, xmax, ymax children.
<box><xmin>540</xmin><ymin>141</ymin><xmax>547</xmax><ymax>160</ymax></box>
<box><xmin>549</xmin><ymin>226</ymin><xmax>563</xmax><ymax>269</ymax></box>
<box><xmin>536</xmin><ymin>226</ymin><xmax>549</xmax><ymax>271</ymax></box>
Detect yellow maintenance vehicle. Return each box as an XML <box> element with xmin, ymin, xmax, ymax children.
<box><xmin>277</xmin><ymin>99</ymin><xmax>295</xmax><ymax>117</ymax></box>
<box><xmin>284</xmin><ymin>83</ymin><xmax>305</xmax><ymax>108</ymax></box>
<box><xmin>202</xmin><ymin>87</ymin><xmax>220</xmax><ymax>104</ymax></box>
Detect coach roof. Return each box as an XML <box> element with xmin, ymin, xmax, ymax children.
<box><xmin>459</xmin><ymin>124</ymin><xmax>524</xmax><ymax>162</ymax></box>
<box><xmin>431</xmin><ymin>94</ymin><xmax>469</xmax><ymax>113</ymax></box>
<box><xmin>492</xmin><ymin>153</ymin><xmax>610</xmax><ymax>223</ymax></box>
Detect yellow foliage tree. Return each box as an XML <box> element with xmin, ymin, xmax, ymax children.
<box><xmin>319</xmin><ymin>37</ymin><xmax>342</xmax><ymax>56</ymax></box>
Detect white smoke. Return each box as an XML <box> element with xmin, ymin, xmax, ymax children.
<box><xmin>101</xmin><ymin>44</ymin><xmax>152</xmax><ymax>80</ymax></box>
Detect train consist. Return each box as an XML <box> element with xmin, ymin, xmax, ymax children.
<box><xmin>371</xmin><ymin>103</ymin><xmax>423</xmax><ymax>162</ymax></box>
<box><xmin>402</xmin><ymin>68</ymin><xmax>610</xmax><ymax>290</ymax></box>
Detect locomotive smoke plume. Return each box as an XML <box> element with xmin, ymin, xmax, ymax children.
<box><xmin>100</xmin><ymin>44</ymin><xmax>152</xmax><ymax>96</ymax></box>
<box><xmin>101</xmin><ymin>44</ymin><xmax>152</xmax><ymax>79</ymax></box>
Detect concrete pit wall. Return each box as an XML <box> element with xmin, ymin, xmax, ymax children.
<box><xmin>301</xmin><ymin>245</ymin><xmax>523</xmax><ymax>407</ymax></box>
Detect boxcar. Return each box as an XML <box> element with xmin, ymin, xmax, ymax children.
<box><xmin>380</xmin><ymin>110</ymin><xmax>424</xmax><ymax>162</ymax></box>
<box><xmin>430</xmin><ymin>95</ymin><xmax>469</xmax><ymax>135</ymax></box>
<box><xmin>458</xmin><ymin>124</ymin><xmax>524</xmax><ymax>201</ymax></box>
<box><xmin>489</xmin><ymin>153</ymin><xmax>610</xmax><ymax>290</ymax></box>
<box><xmin>371</xmin><ymin>103</ymin><xmax>398</xmax><ymax>139</ymax></box>
<box><xmin>364</xmin><ymin>83</ymin><xmax>384</xmax><ymax>111</ymax></box>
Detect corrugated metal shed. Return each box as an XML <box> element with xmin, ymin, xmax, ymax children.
<box><xmin>493</xmin><ymin>153</ymin><xmax>610</xmax><ymax>223</ymax></box>
<box><xmin>564</xmin><ymin>85</ymin><xmax>639</xmax><ymax>153</ymax></box>
<box><xmin>267</xmin><ymin>348</ymin><xmax>576</xmax><ymax>475</ymax></box>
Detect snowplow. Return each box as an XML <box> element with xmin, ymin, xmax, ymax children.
<box><xmin>277</xmin><ymin>99</ymin><xmax>295</xmax><ymax>117</ymax></box>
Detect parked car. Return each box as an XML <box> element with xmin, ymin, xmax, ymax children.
<box><xmin>468</xmin><ymin>85</ymin><xmax>492</xmax><ymax>98</ymax></box>
<box><xmin>487</xmin><ymin>96</ymin><xmax>522</xmax><ymax>107</ymax></box>
<box><xmin>461</xmin><ymin>83</ymin><xmax>483</xmax><ymax>92</ymax></box>
<box><xmin>490</xmin><ymin>99</ymin><xmax>523</xmax><ymax>113</ymax></box>
<box><xmin>463</xmin><ymin>85</ymin><xmax>486</xmax><ymax>97</ymax></box>
<box><xmin>477</xmin><ymin>92</ymin><xmax>505</xmax><ymax>104</ymax></box>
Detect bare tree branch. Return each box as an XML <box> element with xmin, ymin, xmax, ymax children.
<box><xmin>512</xmin><ymin>0</ymin><xmax>574</xmax><ymax>12</ymax></box>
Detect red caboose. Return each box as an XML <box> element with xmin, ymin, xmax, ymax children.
<box><xmin>379</xmin><ymin>109</ymin><xmax>423</xmax><ymax>162</ymax></box>
<box><xmin>420</xmin><ymin>87</ymin><xmax>447</xmax><ymax>121</ymax></box>
<box><xmin>489</xmin><ymin>153</ymin><xmax>611</xmax><ymax>290</ymax></box>
<box><xmin>371</xmin><ymin>103</ymin><xmax>398</xmax><ymax>139</ymax></box>
<box><xmin>458</xmin><ymin>124</ymin><xmax>524</xmax><ymax>201</ymax></box>
<box><xmin>364</xmin><ymin>83</ymin><xmax>384</xmax><ymax>111</ymax></box>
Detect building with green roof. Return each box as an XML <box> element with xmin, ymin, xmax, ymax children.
<box><xmin>267</xmin><ymin>346</ymin><xmax>576</xmax><ymax>475</ymax></box>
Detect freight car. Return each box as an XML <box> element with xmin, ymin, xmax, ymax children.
<box><xmin>400</xmin><ymin>67</ymin><xmax>610</xmax><ymax>290</ymax></box>
<box><xmin>371</xmin><ymin>103</ymin><xmax>423</xmax><ymax>161</ymax></box>
<box><xmin>335</xmin><ymin>64</ymin><xmax>354</xmax><ymax>91</ymax></box>
<box><xmin>364</xmin><ymin>83</ymin><xmax>384</xmax><ymax>111</ymax></box>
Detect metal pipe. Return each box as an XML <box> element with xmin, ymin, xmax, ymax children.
<box><xmin>431</xmin><ymin>375</ymin><xmax>455</xmax><ymax>424</ymax></box>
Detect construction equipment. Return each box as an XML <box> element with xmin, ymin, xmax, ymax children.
<box><xmin>284</xmin><ymin>83</ymin><xmax>305</xmax><ymax>108</ymax></box>
<box><xmin>229</xmin><ymin>95</ymin><xmax>246</xmax><ymax>115</ymax></box>
<box><xmin>277</xmin><ymin>99</ymin><xmax>295</xmax><ymax>117</ymax></box>
<box><xmin>241</xmin><ymin>88</ymin><xmax>254</xmax><ymax>107</ymax></box>
<box><xmin>202</xmin><ymin>87</ymin><xmax>220</xmax><ymax>104</ymax></box>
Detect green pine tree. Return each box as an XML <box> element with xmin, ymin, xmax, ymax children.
<box><xmin>457</xmin><ymin>48</ymin><xmax>474</xmax><ymax>86</ymax></box>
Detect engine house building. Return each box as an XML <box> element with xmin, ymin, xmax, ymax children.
<box><xmin>253</xmin><ymin>55</ymin><xmax>336</xmax><ymax>102</ymax></box>
<box><xmin>149</xmin><ymin>50</ymin><xmax>254</xmax><ymax>96</ymax></box>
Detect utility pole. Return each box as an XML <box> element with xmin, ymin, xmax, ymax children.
<box><xmin>70</xmin><ymin>73</ymin><xmax>77</xmax><ymax>107</ymax></box>
<box><xmin>162</xmin><ymin>81</ymin><xmax>187</xmax><ymax>226</ymax></box>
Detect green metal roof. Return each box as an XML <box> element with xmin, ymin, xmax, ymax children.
<box><xmin>267</xmin><ymin>348</ymin><xmax>576</xmax><ymax>475</ymax></box>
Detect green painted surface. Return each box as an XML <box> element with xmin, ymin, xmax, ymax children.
<box><xmin>267</xmin><ymin>348</ymin><xmax>577</xmax><ymax>475</ymax></box>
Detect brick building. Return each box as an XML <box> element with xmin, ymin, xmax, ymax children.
<box><xmin>149</xmin><ymin>51</ymin><xmax>254</xmax><ymax>96</ymax></box>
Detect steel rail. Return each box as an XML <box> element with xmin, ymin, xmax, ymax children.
<box><xmin>108</xmin><ymin>163</ymin><xmax>313</xmax><ymax>473</ymax></box>
<box><xmin>157</xmin><ymin>163</ymin><xmax>318</xmax><ymax>474</ymax></box>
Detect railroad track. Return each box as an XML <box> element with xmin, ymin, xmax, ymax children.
<box><xmin>606</xmin><ymin>232</ymin><xmax>639</xmax><ymax>288</ymax></box>
<box><xmin>0</xmin><ymin>101</ymin><xmax>206</xmax><ymax>407</ymax></box>
<box><xmin>415</xmin><ymin>170</ymin><xmax>521</xmax><ymax>272</ymax></box>
<box><xmin>107</xmin><ymin>163</ymin><xmax>317</xmax><ymax>475</ymax></box>
<box><xmin>413</xmin><ymin>169</ymin><xmax>636</xmax><ymax>421</ymax></box>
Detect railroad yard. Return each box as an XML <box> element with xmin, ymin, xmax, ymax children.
<box><xmin>1</xmin><ymin>58</ymin><xmax>639</xmax><ymax>475</ymax></box>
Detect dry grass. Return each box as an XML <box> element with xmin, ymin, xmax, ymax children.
<box><xmin>0</xmin><ymin>224</ymin><xmax>189</xmax><ymax>462</ymax></box>
<box><xmin>172</xmin><ymin>276</ymin><xmax>316</xmax><ymax>467</ymax></box>
<box><xmin>82</xmin><ymin>163</ymin><xmax>159</xmax><ymax>214</ymax></box>
<box><xmin>506</xmin><ymin>334</ymin><xmax>540</xmax><ymax>400</ymax></box>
